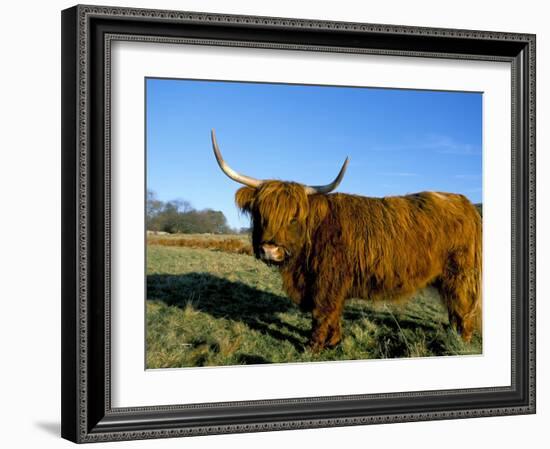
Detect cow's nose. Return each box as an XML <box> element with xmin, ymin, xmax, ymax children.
<box><xmin>260</xmin><ymin>244</ymin><xmax>273</xmax><ymax>257</ymax></box>
<box><xmin>260</xmin><ymin>243</ymin><xmax>281</xmax><ymax>261</ymax></box>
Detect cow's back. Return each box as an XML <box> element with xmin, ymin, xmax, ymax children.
<box><xmin>315</xmin><ymin>191</ymin><xmax>481</xmax><ymax>301</ymax></box>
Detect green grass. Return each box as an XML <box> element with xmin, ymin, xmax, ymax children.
<box><xmin>146</xmin><ymin>241</ymin><xmax>482</xmax><ymax>368</ymax></box>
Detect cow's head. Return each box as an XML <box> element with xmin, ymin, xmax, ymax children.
<box><xmin>211</xmin><ymin>129</ymin><xmax>348</xmax><ymax>265</ymax></box>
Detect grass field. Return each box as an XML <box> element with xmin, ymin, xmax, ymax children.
<box><xmin>146</xmin><ymin>234</ymin><xmax>482</xmax><ymax>368</ymax></box>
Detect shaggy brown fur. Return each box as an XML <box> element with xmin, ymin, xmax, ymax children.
<box><xmin>236</xmin><ymin>181</ymin><xmax>482</xmax><ymax>352</ymax></box>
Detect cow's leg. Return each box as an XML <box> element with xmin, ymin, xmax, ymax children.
<box><xmin>438</xmin><ymin>249</ymin><xmax>481</xmax><ymax>343</ymax></box>
<box><xmin>308</xmin><ymin>285</ymin><xmax>349</xmax><ymax>352</ymax></box>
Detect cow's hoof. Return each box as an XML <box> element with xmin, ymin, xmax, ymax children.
<box><xmin>326</xmin><ymin>338</ymin><xmax>341</xmax><ymax>349</ymax></box>
<box><xmin>306</xmin><ymin>340</ymin><xmax>325</xmax><ymax>353</ymax></box>
<box><xmin>460</xmin><ymin>330</ymin><xmax>473</xmax><ymax>344</ymax></box>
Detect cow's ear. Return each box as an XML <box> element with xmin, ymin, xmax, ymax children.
<box><xmin>235</xmin><ymin>187</ymin><xmax>256</xmax><ymax>213</ymax></box>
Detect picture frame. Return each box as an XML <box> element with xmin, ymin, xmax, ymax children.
<box><xmin>61</xmin><ymin>4</ymin><xmax>536</xmax><ymax>443</ymax></box>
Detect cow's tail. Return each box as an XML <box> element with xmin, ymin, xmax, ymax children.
<box><xmin>455</xmin><ymin>210</ymin><xmax>482</xmax><ymax>339</ymax></box>
<box><xmin>468</xmin><ymin>213</ymin><xmax>483</xmax><ymax>333</ymax></box>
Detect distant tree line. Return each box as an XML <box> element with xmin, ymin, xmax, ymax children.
<box><xmin>147</xmin><ymin>190</ymin><xmax>249</xmax><ymax>234</ymax></box>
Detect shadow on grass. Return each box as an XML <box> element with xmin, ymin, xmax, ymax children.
<box><xmin>344</xmin><ymin>300</ymin><xmax>481</xmax><ymax>358</ymax></box>
<box><xmin>147</xmin><ymin>273</ymin><xmax>309</xmax><ymax>349</ymax></box>
<box><xmin>147</xmin><ymin>273</ymin><xmax>478</xmax><ymax>358</ymax></box>
<box><xmin>344</xmin><ymin>307</ymin><xmax>441</xmax><ymax>332</ymax></box>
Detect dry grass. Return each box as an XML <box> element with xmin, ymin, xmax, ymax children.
<box><xmin>148</xmin><ymin>233</ymin><xmax>253</xmax><ymax>255</ymax></box>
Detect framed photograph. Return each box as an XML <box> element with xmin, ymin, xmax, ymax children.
<box><xmin>61</xmin><ymin>4</ymin><xmax>536</xmax><ymax>443</ymax></box>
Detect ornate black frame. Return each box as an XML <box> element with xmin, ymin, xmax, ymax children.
<box><xmin>61</xmin><ymin>4</ymin><xmax>536</xmax><ymax>443</ymax></box>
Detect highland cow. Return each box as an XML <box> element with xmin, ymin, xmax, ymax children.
<box><xmin>211</xmin><ymin>130</ymin><xmax>482</xmax><ymax>352</ymax></box>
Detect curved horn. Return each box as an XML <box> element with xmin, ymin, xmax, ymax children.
<box><xmin>211</xmin><ymin>129</ymin><xmax>263</xmax><ymax>188</ymax></box>
<box><xmin>304</xmin><ymin>157</ymin><xmax>350</xmax><ymax>195</ymax></box>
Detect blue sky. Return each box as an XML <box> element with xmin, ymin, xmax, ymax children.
<box><xmin>146</xmin><ymin>78</ymin><xmax>482</xmax><ymax>230</ymax></box>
